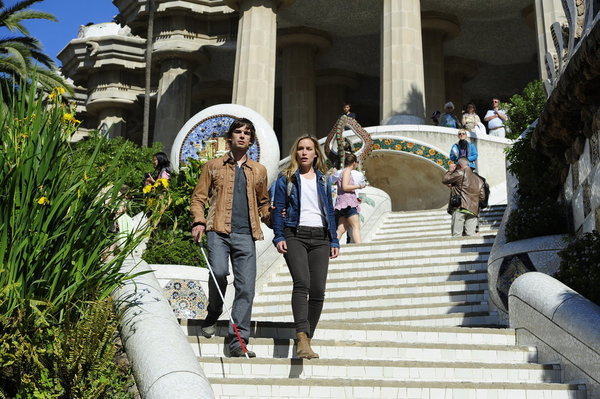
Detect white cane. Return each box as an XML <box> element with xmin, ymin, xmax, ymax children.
<box><xmin>200</xmin><ymin>245</ymin><xmax>251</xmax><ymax>358</ymax></box>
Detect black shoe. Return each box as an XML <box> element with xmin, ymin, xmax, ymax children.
<box><xmin>200</xmin><ymin>323</ymin><xmax>216</xmax><ymax>338</ymax></box>
<box><xmin>229</xmin><ymin>347</ymin><xmax>256</xmax><ymax>358</ymax></box>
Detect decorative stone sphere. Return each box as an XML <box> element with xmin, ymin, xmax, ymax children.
<box><xmin>170</xmin><ymin>104</ymin><xmax>280</xmax><ymax>186</ymax></box>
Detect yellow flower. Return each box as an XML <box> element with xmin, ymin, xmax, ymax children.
<box><xmin>156</xmin><ymin>178</ymin><xmax>169</xmax><ymax>188</ymax></box>
<box><xmin>416</xmin><ymin>149</ymin><xmax>423</xmax><ymax>155</ymax></box>
<box><xmin>37</xmin><ymin>197</ymin><xmax>49</xmax><ymax>205</ymax></box>
<box><xmin>143</xmin><ymin>184</ymin><xmax>153</xmax><ymax>194</ymax></box>
<box><xmin>373</xmin><ymin>144</ymin><xmax>381</xmax><ymax>150</ymax></box>
<box><xmin>384</xmin><ymin>139</ymin><xmax>391</xmax><ymax>145</ymax></box>
<box><xmin>63</xmin><ymin>113</ymin><xmax>81</xmax><ymax>124</ymax></box>
<box><xmin>436</xmin><ymin>159</ymin><xmax>443</xmax><ymax>165</ymax></box>
<box><xmin>429</xmin><ymin>149</ymin><xmax>436</xmax><ymax>155</ymax></box>
<box><xmin>395</xmin><ymin>144</ymin><xmax>402</xmax><ymax>151</ymax></box>
<box><xmin>407</xmin><ymin>142</ymin><xmax>414</xmax><ymax>148</ymax></box>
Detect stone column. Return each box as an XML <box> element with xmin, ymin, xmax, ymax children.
<box><xmin>380</xmin><ymin>0</ymin><xmax>426</xmax><ymax>125</ymax></box>
<box><xmin>98</xmin><ymin>108</ymin><xmax>127</xmax><ymax>138</ymax></box>
<box><xmin>154</xmin><ymin>58</ymin><xmax>192</xmax><ymax>154</ymax></box>
<box><xmin>226</xmin><ymin>0</ymin><xmax>295</xmax><ymax>126</ymax></box>
<box><xmin>278</xmin><ymin>28</ymin><xmax>330</xmax><ymax>152</ymax></box>
<box><xmin>444</xmin><ymin>56</ymin><xmax>477</xmax><ymax>115</ymax></box>
<box><xmin>316</xmin><ymin>69</ymin><xmax>359</xmax><ymax>138</ymax></box>
<box><xmin>421</xmin><ymin>12</ymin><xmax>459</xmax><ymax>123</ymax></box>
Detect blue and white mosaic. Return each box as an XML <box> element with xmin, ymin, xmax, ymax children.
<box><xmin>164</xmin><ymin>279</ymin><xmax>208</xmax><ymax>320</ymax></box>
<box><xmin>178</xmin><ymin>114</ymin><xmax>260</xmax><ymax>166</ymax></box>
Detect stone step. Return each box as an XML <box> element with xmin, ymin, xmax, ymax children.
<box><xmin>280</xmin><ymin>260</ymin><xmax>490</xmax><ymax>281</ymax></box>
<box><xmin>384</xmin><ymin>207</ymin><xmax>505</xmax><ymax>220</ymax></box>
<box><xmin>374</xmin><ymin>225</ymin><xmax>499</xmax><ymax>238</ymax></box>
<box><xmin>209</xmin><ymin>379</ymin><xmax>585</xmax><ymax>399</ymax></box>
<box><xmin>259</xmin><ymin>278</ymin><xmax>490</xmax><ymax>297</ymax></box>
<box><xmin>255</xmin><ymin>283</ymin><xmax>488</xmax><ymax>303</ymax></box>
<box><xmin>252</xmin><ymin>300</ymin><xmax>491</xmax><ymax>321</ymax></box>
<box><xmin>200</xmin><ymin>357</ymin><xmax>562</xmax><ymax>384</ymax></box>
<box><xmin>352</xmin><ymin>311</ymin><xmax>501</xmax><ymax>328</ymax></box>
<box><xmin>380</xmin><ymin>214</ymin><xmax>504</xmax><ymax>227</ymax></box>
<box><xmin>335</xmin><ymin>236</ymin><xmax>495</xmax><ymax>253</ymax></box>
<box><xmin>328</xmin><ymin>250</ymin><xmax>490</xmax><ymax>267</ymax></box>
<box><xmin>189</xmin><ymin>337</ymin><xmax>538</xmax><ymax>364</ymax></box>
<box><xmin>182</xmin><ymin>320</ymin><xmax>516</xmax><ymax>346</ymax></box>
<box><xmin>253</xmin><ymin>290</ymin><xmax>488</xmax><ymax>314</ymax></box>
<box><xmin>267</xmin><ymin>270</ymin><xmax>488</xmax><ymax>290</ymax></box>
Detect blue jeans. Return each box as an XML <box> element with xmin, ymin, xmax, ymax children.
<box><xmin>205</xmin><ymin>231</ymin><xmax>256</xmax><ymax>350</ymax></box>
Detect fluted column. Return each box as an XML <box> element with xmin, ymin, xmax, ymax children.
<box><xmin>421</xmin><ymin>12</ymin><xmax>459</xmax><ymax>122</ymax></box>
<box><xmin>278</xmin><ymin>28</ymin><xmax>330</xmax><ymax>151</ymax></box>
<box><xmin>444</xmin><ymin>56</ymin><xmax>477</xmax><ymax>115</ymax></box>
<box><xmin>227</xmin><ymin>0</ymin><xmax>290</xmax><ymax>125</ymax></box>
<box><xmin>316</xmin><ymin>69</ymin><xmax>359</xmax><ymax>138</ymax></box>
<box><xmin>380</xmin><ymin>0</ymin><xmax>426</xmax><ymax>125</ymax></box>
<box><xmin>154</xmin><ymin>58</ymin><xmax>192</xmax><ymax>154</ymax></box>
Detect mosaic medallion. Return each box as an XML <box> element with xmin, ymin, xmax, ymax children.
<box><xmin>164</xmin><ymin>279</ymin><xmax>208</xmax><ymax>320</ymax></box>
<box><xmin>178</xmin><ymin>114</ymin><xmax>260</xmax><ymax>166</ymax></box>
<box><xmin>496</xmin><ymin>253</ymin><xmax>536</xmax><ymax>309</ymax></box>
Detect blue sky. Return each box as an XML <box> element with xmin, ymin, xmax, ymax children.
<box><xmin>21</xmin><ymin>0</ymin><xmax>119</xmax><ymax>65</ymax></box>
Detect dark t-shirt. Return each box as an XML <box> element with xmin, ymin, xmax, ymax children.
<box><xmin>231</xmin><ymin>164</ymin><xmax>251</xmax><ymax>234</ymax></box>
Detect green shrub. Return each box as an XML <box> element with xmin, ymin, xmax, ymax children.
<box><xmin>0</xmin><ymin>298</ymin><xmax>135</xmax><ymax>399</ymax></box>
<box><xmin>69</xmin><ymin>133</ymin><xmax>163</xmax><ymax>193</ymax></box>
<box><xmin>505</xmin><ymin>198</ymin><xmax>567</xmax><ymax>242</ymax></box>
<box><xmin>555</xmin><ymin>231</ymin><xmax>600</xmax><ymax>306</ymax></box>
<box><xmin>504</xmin><ymin>80</ymin><xmax>547</xmax><ymax>139</ymax></box>
<box><xmin>504</xmin><ymin>128</ymin><xmax>567</xmax><ymax>242</ymax></box>
<box><xmin>142</xmin><ymin>235</ymin><xmax>206</xmax><ymax>267</ymax></box>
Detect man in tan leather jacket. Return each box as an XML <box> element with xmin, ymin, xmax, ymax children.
<box><xmin>442</xmin><ymin>157</ymin><xmax>485</xmax><ymax>237</ymax></box>
<box><xmin>190</xmin><ymin>117</ymin><xmax>271</xmax><ymax>357</ymax></box>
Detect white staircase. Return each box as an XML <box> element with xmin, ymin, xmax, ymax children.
<box><xmin>184</xmin><ymin>205</ymin><xmax>587</xmax><ymax>398</ymax></box>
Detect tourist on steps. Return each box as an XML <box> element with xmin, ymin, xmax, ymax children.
<box><xmin>272</xmin><ymin>135</ymin><xmax>340</xmax><ymax>359</ymax></box>
<box><xmin>442</xmin><ymin>157</ymin><xmax>485</xmax><ymax>237</ymax></box>
<box><xmin>450</xmin><ymin>129</ymin><xmax>478</xmax><ymax>171</ymax></box>
<box><xmin>335</xmin><ymin>153</ymin><xmax>366</xmax><ymax>244</ymax></box>
<box><xmin>191</xmin><ymin>118</ymin><xmax>272</xmax><ymax>358</ymax></box>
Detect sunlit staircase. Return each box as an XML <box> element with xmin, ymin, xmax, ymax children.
<box><xmin>183</xmin><ymin>205</ymin><xmax>586</xmax><ymax>398</ymax></box>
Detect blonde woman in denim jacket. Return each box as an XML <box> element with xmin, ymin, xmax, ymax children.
<box><xmin>272</xmin><ymin>135</ymin><xmax>339</xmax><ymax>359</ymax></box>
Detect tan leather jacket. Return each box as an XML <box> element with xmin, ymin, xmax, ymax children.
<box><xmin>442</xmin><ymin>167</ymin><xmax>485</xmax><ymax>216</ymax></box>
<box><xmin>190</xmin><ymin>153</ymin><xmax>271</xmax><ymax>240</ymax></box>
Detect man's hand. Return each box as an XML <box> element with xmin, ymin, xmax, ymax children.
<box><xmin>448</xmin><ymin>163</ymin><xmax>457</xmax><ymax>172</ymax></box>
<box><xmin>276</xmin><ymin>240</ymin><xmax>287</xmax><ymax>254</ymax></box>
<box><xmin>330</xmin><ymin>247</ymin><xmax>339</xmax><ymax>259</ymax></box>
<box><xmin>192</xmin><ymin>224</ymin><xmax>206</xmax><ymax>242</ymax></box>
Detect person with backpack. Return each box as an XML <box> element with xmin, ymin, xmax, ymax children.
<box><xmin>450</xmin><ymin>129</ymin><xmax>478</xmax><ymax>170</ymax></box>
<box><xmin>442</xmin><ymin>157</ymin><xmax>486</xmax><ymax>237</ymax></box>
<box><xmin>272</xmin><ymin>135</ymin><xmax>340</xmax><ymax>359</ymax></box>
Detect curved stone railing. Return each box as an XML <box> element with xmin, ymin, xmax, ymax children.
<box><xmin>114</xmin><ymin>214</ymin><xmax>215</xmax><ymax>399</ymax></box>
<box><xmin>509</xmin><ymin>272</ymin><xmax>600</xmax><ymax>397</ymax></box>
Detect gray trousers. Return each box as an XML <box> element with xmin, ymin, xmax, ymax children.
<box><xmin>206</xmin><ymin>231</ymin><xmax>256</xmax><ymax>350</ymax></box>
<box><xmin>451</xmin><ymin>210</ymin><xmax>478</xmax><ymax>236</ymax></box>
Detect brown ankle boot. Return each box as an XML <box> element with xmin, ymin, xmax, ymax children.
<box><xmin>296</xmin><ymin>332</ymin><xmax>319</xmax><ymax>359</ymax></box>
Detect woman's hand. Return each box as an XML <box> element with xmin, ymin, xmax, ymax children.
<box><xmin>276</xmin><ymin>240</ymin><xmax>288</xmax><ymax>254</ymax></box>
<box><xmin>330</xmin><ymin>247</ymin><xmax>339</xmax><ymax>259</ymax></box>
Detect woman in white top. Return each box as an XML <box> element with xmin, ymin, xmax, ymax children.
<box><xmin>272</xmin><ymin>135</ymin><xmax>339</xmax><ymax>359</ymax></box>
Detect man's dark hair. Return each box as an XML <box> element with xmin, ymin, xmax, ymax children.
<box><xmin>226</xmin><ymin>117</ymin><xmax>256</xmax><ymax>145</ymax></box>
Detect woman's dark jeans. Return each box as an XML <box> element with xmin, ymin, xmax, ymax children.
<box><xmin>283</xmin><ymin>226</ymin><xmax>331</xmax><ymax>338</ymax></box>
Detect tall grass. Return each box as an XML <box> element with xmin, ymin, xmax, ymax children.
<box><xmin>0</xmin><ymin>83</ymin><xmax>146</xmax><ymax>324</ymax></box>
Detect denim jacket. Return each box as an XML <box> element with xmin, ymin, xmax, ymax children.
<box><xmin>272</xmin><ymin>170</ymin><xmax>339</xmax><ymax>248</ymax></box>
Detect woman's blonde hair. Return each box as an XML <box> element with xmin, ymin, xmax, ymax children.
<box><xmin>283</xmin><ymin>135</ymin><xmax>327</xmax><ymax>180</ymax></box>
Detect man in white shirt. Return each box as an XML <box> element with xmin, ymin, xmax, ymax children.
<box><xmin>484</xmin><ymin>98</ymin><xmax>508</xmax><ymax>138</ymax></box>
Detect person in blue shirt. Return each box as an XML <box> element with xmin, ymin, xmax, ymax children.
<box><xmin>272</xmin><ymin>135</ymin><xmax>339</xmax><ymax>359</ymax></box>
<box><xmin>439</xmin><ymin>102</ymin><xmax>461</xmax><ymax>128</ymax></box>
<box><xmin>450</xmin><ymin>129</ymin><xmax>478</xmax><ymax>170</ymax></box>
